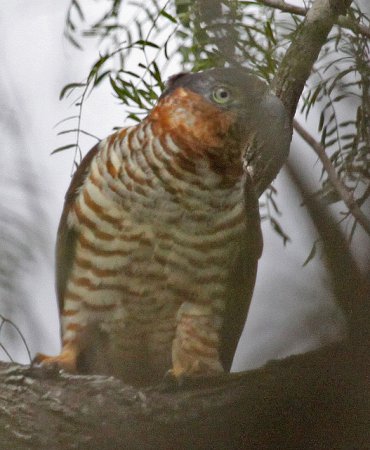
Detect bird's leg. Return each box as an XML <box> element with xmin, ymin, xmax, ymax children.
<box><xmin>169</xmin><ymin>302</ymin><xmax>224</xmax><ymax>381</ymax></box>
<box><xmin>33</xmin><ymin>341</ymin><xmax>79</xmax><ymax>373</ymax></box>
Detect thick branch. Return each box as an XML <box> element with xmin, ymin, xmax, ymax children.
<box><xmin>293</xmin><ymin>119</ymin><xmax>370</xmax><ymax>236</ymax></box>
<box><xmin>257</xmin><ymin>0</ymin><xmax>370</xmax><ymax>38</ymax></box>
<box><xmin>0</xmin><ymin>342</ymin><xmax>368</xmax><ymax>450</ymax></box>
<box><xmin>285</xmin><ymin>159</ymin><xmax>370</xmax><ymax>349</ymax></box>
<box><xmin>272</xmin><ymin>0</ymin><xmax>353</xmax><ymax>120</ymax></box>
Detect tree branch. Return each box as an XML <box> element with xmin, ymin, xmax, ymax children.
<box><xmin>285</xmin><ymin>159</ymin><xmax>370</xmax><ymax>348</ymax></box>
<box><xmin>293</xmin><ymin>119</ymin><xmax>370</xmax><ymax>236</ymax></box>
<box><xmin>257</xmin><ymin>0</ymin><xmax>308</xmax><ymax>16</ymax></box>
<box><xmin>338</xmin><ymin>15</ymin><xmax>370</xmax><ymax>39</ymax></box>
<box><xmin>256</xmin><ymin>0</ymin><xmax>370</xmax><ymax>39</ymax></box>
<box><xmin>0</xmin><ymin>342</ymin><xmax>368</xmax><ymax>449</ymax></box>
<box><xmin>272</xmin><ymin>0</ymin><xmax>353</xmax><ymax>120</ymax></box>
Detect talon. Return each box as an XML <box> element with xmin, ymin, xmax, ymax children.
<box><xmin>158</xmin><ymin>369</ymin><xmax>184</xmax><ymax>391</ymax></box>
<box><xmin>162</xmin><ymin>368</ymin><xmax>222</xmax><ymax>390</ymax></box>
<box><xmin>161</xmin><ymin>369</ymin><xmax>203</xmax><ymax>390</ymax></box>
<box><xmin>166</xmin><ymin>368</ymin><xmax>188</xmax><ymax>384</ymax></box>
<box><xmin>33</xmin><ymin>342</ymin><xmax>79</xmax><ymax>373</ymax></box>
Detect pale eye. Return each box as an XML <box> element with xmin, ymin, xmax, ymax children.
<box><xmin>212</xmin><ymin>86</ymin><xmax>232</xmax><ymax>104</ymax></box>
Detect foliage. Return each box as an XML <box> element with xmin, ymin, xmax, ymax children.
<box><xmin>300</xmin><ymin>3</ymin><xmax>370</xmax><ymax>237</ymax></box>
<box><xmin>58</xmin><ymin>0</ymin><xmax>369</xmax><ymax>243</ymax></box>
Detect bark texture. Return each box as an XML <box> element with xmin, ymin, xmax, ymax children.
<box><xmin>273</xmin><ymin>0</ymin><xmax>353</xmax><ymax>120</ymax></box>
<box><xmin>0</xmin><ymin>342</ymin><xmax>368</xmax><ymax>450</ymax></box>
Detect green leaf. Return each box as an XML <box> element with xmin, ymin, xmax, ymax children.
<box><xmin>321</xmin><ymin>126</ymin><xmax>327</xmax><ymax>145</ymax></box>
<box><xmin>310</xmin><ymin>85</ymin><xmax>322</xmax><ymax>103</ymax></box>
<box><xmin>164</xmin><ymin>39</ymin><xmax>170</xmax><ymax>59</ymax></box>
<box><xmin>160</xmin><ymin>10</ymin><xmax>177</xmax><ymax>24</ymax></box>
<box><xmin>339</xmin><ymin>120</ymin><xmax>356</xmax><ymax>128</ymax></box>
<box><xmin>318</xmin><ymin>111</ymin><xmax>325</xmax><ymax>132</ymax></box>
<box><xmin>302</xmin><ymin>241</ymin><xmax>318</xmax><ymax>267</ymax></box>
<box><xmin>50</xmin><ymin>144</ymin><xmax>76</xmax><ymax>155</ymax></box>
<box><xmin>59</xmin><ymin>82</ymin><xmax>86</xmax><ymax>100</ymax></box>
<box><xmin>328</xmin><ymin>67</ymin><xmax>354</xmax><ymax>94</ymax></box>
<box><xmin>135</xmin><ymin>39</ymin><xmax>160</xmax><ymax>49</ymax></box>
<box><xmin>64</xmin><ymin>31</ymin><xmax>82</xmax><ymax>50</ymax></box>
<box><xmin>57</xmin><ymin>129</ymin><xmax>100</xmax><ymax>141</ymax></box>
<box><xmin>325</xmin><ymin>138</ymin><xmax>338</xmax><ymax>147</ymax></box>
<box><xmin>54</xmin><ymin>115</ymin><xmax>80</xmax><ymax>128</ymax></box>
<box><xmin>127</xmin><ymin>113</ymin><xmax>142</xmax><ymax>122</ymax></box>
<box><xmin>119</xmin><ymin>70</ymin><xmax>140</xmax><ymax>79</ymax></box>
<box><xmin>94</xmin><ymin>70</ymin><xmax>110</xmax><ymax>87</ymax></box>
<box><xmin>265</xmin><ymin>21</ymin><xmax>276</xmax><ymax>45</ymax></box>
<box><xmin>72</xmin><ymin>0</ymin><xmax>84</xmax><ymax>21</ymax></box>
<box><xmin>270</xmin><ymin>217</ymin><xmax>290</xmax><ymax>246</ymax></box>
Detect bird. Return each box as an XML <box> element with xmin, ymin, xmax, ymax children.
<box><xmin>35</xmin><ymin>67</ymin><xmax>291</xmax><ymax>385</ymax></box>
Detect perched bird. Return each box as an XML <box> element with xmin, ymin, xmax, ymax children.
<box><xmin>35</xmin><ymin>68</ymin><xmax>291</xmax><ymax>385</ymax></box>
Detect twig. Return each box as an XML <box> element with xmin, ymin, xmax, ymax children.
<box><xmin>293</xmin><ymin>119</ymin><xmax>370</xmax><ymax>236</ymax></box>
<box><xmin>0</xmin><ymin>315</ymin><xmax>32</xmax><ymax>363</ymax></box>
<box><xmin>0</xmin><ymin>343</ymin><xmax>13</xmax><ymax>362</ymax></box>
<box><xmin>257</xmin><ymin>0</ymin><xmax>307</xmax><ymax>16</ymax></box>
<box><xmin>339</xmin><ymin>16</ymin><xmax>370</xmax><ymax>39</ymax></box>
<box><xmin>256</xmin><ymin>0</ymin><xmax>370</xmax><ymax>39</ymax></box>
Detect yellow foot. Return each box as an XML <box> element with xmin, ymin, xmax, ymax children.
<box><xmin>33</xmin><ymin>343</ymin><xmax>79</xmax><ymax>373</ymax></box>
<box><xmin>163</xmin><ymin>360</ymin><xmax>224</xmax><ymax>389</ymax></box>
<box><xmin>171</xmin><ymin>357</ymin><xmax>224</xmax><ymax>379</ymax></box>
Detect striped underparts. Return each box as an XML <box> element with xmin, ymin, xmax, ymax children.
<box><xmin>61</xmin><ymin>120</ymin><xmax>246</xmax><ymax>375</ymax></box>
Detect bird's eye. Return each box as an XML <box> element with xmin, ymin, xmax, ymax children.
<box><xmin>212</xmin><ymin>86</ymin><xmax>232</xmax><ymax>104</ymax></box>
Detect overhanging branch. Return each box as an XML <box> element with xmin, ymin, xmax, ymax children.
<box><xmin>293</xmin><ymin>119</ymin><xmax>370</xmax><ymax>236</ymax></box>
<box><xmin>256</xmin><ymin>0</ymin><xmax>370</xmax><ymax>39</ymax></box>
<box><xmin>272</xmin><ymin>0</ymin><xmax>353</xmax><ymax>120</ymax></box>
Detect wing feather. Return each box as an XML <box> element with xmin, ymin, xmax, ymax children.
<box><xmin>220</xmin><ymin>174</ymin><xmax>263</xmax><ymax>371</ymax></box>
<box><xmin>55</xmin><ymin>144</ymin><xmax>100</xmax><ymax>315</ymax></box>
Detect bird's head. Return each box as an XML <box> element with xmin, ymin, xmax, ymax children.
<box><xmin>150</xmin><ymin>67</ymin><xmax>291</xmax><ymax>193</ymax></box>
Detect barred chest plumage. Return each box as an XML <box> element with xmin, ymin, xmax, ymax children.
<box><xmin>62</xmin><ymin>116</ymin><xmax>247</xmax><ymax>381</ymax></box>
<box><xmin>34</xmin><ymin>68</ymin><xmax>287</xmax><ymax>385</ymax></box>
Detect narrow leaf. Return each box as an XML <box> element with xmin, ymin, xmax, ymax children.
<box><xmin>50</xmin><ymin>144</ymin><xmax>76</xmax><ymax>155</ymax></box>
<box><xmin>135</xmin><ymin>40</ymin><xmax>160</xmax><ymax>49</ymax></box>
<box><xmin>60</xmin><ymin>82</ymin><xmax>86</xmax><ymax>100</ymax></box>
<box><xmin>160</xmin><ymin>10</ymin><xmax>177</xmax><ymax>23</ymax></box>
<box><xmin>302</xmin><ymin>241</ymin><xmax>317</xmax><ymax>267</ymax></box>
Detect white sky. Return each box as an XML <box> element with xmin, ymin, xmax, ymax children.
<box><xmin>2</xmin><ymin>0</ymin><xmax>362</xmax><ymax>371</ymax></box>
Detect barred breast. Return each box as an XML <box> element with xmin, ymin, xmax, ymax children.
<box><xmin>61</xmin><ymin>114</ymin><xmax>247</xmax><ymax>381</ymax></box>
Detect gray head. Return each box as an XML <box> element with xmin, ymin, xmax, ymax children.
<box><xmin>160</xmin><ymin>67</ymin><xmax>291</xmax><ymax>194</ymax></box>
